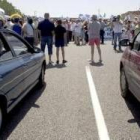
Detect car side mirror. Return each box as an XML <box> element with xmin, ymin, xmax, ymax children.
<box><xmin>34</xmin><ymin>47</ymin><xmax>42</xmax><ymax>53</ymax></box>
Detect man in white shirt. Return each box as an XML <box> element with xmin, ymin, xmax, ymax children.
<box><xmin>22</xmin><ymin>18</ymin><xmax>34</xmax><ymax>46</ymax></box>
<box><xmin>74</xmin><ymin>20</ymin><xmax>82</xmax><ymax>45</ymax></box>
<box><xmin>6</xmin><ymin>18</ymin><xmax>13</xmax><ymax>29</ymax></box>
<box><xmin>70</xmin><ymin>21</ymin><xmax>76</xmax><ymax>42</ymax></box>
<box><xmin>112</xmin><ymin>15</ymin><xmax>123</xmax><ymax>51</ymax></box>
<box><xmin>99</xmin><ymin>18</ymin><xmax>106</xmax><ymax>44</ymax></box>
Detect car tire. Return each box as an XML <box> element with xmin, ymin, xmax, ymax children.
<box><xmin>38</xmin><ymin>64</ymin><xmax>45</xmax><ymax>87</ymax></box>
<box><xmin>120</xmin><ymin>68</ymin><xmax>130</xmax><ymax>98</ymax></box>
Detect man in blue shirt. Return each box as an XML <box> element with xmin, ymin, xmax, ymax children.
<box><xmin>12</xmin><ymin>18</ymin><xmax>22</xmax><ymax>35</ymax></box>
<box><xmin>38</xmin><ymin>13</ymin><xmax>55</xmax><ymax>64</ymax></box>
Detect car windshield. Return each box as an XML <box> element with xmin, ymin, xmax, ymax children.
<box><xmin>4</xmin><ymin>33</ymin><xmax>29</xmax><ymax>56</ymax></box>
<box><xmin>0</xmin><ymin>35</ymin><xmax>13</xmax><ymax>61</ymax></box>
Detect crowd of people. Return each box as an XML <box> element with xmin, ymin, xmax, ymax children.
<box><xmin>0</xmin><ymin>12</ymin><xmax>140</xmax><ymax>64</ymax></box>
<box><xmin>111</xmin><ymin>15</ymin><xmax>140</xmax><ymax>52</ymax></box>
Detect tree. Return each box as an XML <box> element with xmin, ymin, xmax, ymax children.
<box><xmin>0</xmin><ymin>0</ymin><xmax>22</xmax><ymax>15</ymax></box>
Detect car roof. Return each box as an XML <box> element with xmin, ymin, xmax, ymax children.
<box><xmin>0</xmin><ymin>28</ymin><xmax>14</xmax><ymax>33</ymax></box>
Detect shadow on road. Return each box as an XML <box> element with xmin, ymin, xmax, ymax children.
<box><xmin>0</xmin><ymin>83</ymin><xmax>46</xmax><ymax>140</ymax></box>
<box><xmin>90</xmin><ymin>62</ymin><xmax>104</xmax><ymax>67</ymax></box>
<box><xmin>125</xmin><ymin>94</ymin><xmax>140</xmax><ymax>127</ymax></box>
<box><xmin>46</xmin><ymin>64</ymin><xmax>67</xmax><ymax>69</ymax></box>
<box><xmin>116</xmin><ymin>50</ymin><xmax>124</xmax><ymax>53</ymax></box>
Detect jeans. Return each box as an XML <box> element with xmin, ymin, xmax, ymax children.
<box><xmin>25</xmin><ymin>37</ymin><xmax>34</xmax><ymax>47</ymax></box>
<box><xmin>69</xmin><ymin>31</ymin><xmax>72</xmax><ymax>41</ymax></box>
<box><xmin>100</xmin><ymin>30</ymin><xmax>105</xmax><ymax>44</ymax></box>
<box><xmin>64</xmin><ymin>33</ymin><xmax>67</xmax><ymax>46</ymax></box>
<box><xmin>114</xmin><ymin>33</ymin><xmax>122</xmax><ymax>50</ymax></box>
<box><xmin>41</xmin><ymin>36</ymin><xmax>53</xmax><ymax>55</ymax></box>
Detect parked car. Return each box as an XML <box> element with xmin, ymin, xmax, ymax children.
<box><xmin>0</xmin><ymin>29</ymin><xmax>46</xmax><ymax>130</ymax></box>
<box><xmin>120</xmin><ymin>31</ymin><xmax>140</xmax><ymax>100</ymax></box>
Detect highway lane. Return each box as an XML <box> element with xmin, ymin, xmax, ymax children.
<box><xmin>0</xmin><ymin>41</ymin><xmax>140</xmax><ymax>140</ymax></box>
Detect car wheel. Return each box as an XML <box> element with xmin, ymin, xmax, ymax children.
<box><xmin>0</xmin><ymin>106</ymin><xmax>3</xmax><ymax>131</ymax></box>
<box><xmin>120</xmin><ymin>68</ymin><xmax>130</xmax><ymax>98</ymax></box>
<box><xmin>38</xmin><ymin>65</ymin><xmax>45</xmax><ymax>87</ymax></box>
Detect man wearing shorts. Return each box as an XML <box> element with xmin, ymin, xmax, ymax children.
<box><xmin>38</xmin><ymin>13</ymin><xmax>55</xmax><ymax>64</ymax></box>
<box><xmin>55</xmin><ymin>20</ymin><xmax>67</xmax><ymax>64</ymax></box>
<box><xmin>88</xmin><ymin>15</ymin><xmax>102</xmax><ymax>63</ymax></box>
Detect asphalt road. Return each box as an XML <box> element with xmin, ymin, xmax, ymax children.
<box><xmin>1</xmin><ymin>41</ymin><xmax>140</xmax><ymax>140</ymax></box>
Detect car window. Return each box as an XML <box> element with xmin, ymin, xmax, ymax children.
<box><xmin>0</xmin><ymin>37</ymin><xmax>13</xmax><ymax>61</ymax></box>
<box><xmin>3</xmin><ymin>33</ymin><xmax>30</xmax><ymax>56</ymax></box>
<box><xmin>133</xmin><ymin>33</ymin><xmax>140</xmax><ymax>51</ymax></box>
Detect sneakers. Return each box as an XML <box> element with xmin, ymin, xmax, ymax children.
<box><xmin>56</xmin><ymin>60</ymin><xmax>67</xmax><ymax>64</ymax></box>
<box><xmin>56</xmin><ymin>61</ymin><xmax>59</xmax><ymax>64</ymax></box>
<box><xmin>63</xmin><ymin>60</ymin><xmax>67</xmax><ymax>64</ymax></box>
<box><xmin>88</xmin><ymin>59</ymin><xmax>94</xmax><ymax>63</ymax></box>
<box><xmin>49</xmin><ymin>61</ymin><xmax>54</xmax><ymax>65</ymax></box>
<box><xmin>99</xmin><ymin>59</ymin><xmax>103</xmax><ymax>63</ymax></box>
<box><xmin>119</xmin><ymin>49</ymin><xmax>123</xmax><ymax>52</ymax></box>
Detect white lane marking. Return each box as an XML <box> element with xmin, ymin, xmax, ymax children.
<box><xmin>86</xmin><ymin>66</ymin><xmax>110</xmax><ymax>140</ymax></box>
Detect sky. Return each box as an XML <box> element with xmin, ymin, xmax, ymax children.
<box><xmin>7</xmin><ymin>0</ymin><xmax>140</xmax><ymax>18</ymax></box>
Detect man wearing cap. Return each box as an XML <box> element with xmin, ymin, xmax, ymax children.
<box><xmin>88</xmin><ymin>15</ymin><xmax>102</xmax><ymax>63</ymax></box>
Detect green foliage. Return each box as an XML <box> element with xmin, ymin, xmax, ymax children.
<box><xmin>0</xmin><ymin>0</ymin><xmax>22</xmax><ymax>15</ymax></box>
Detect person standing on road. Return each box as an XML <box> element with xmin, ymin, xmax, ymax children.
<box><xmin>74</xmin><ymin>20</ymin><xmax>82</xmax><ymax>46</ymax></box>
<box><xmin>22</xmin><ymin>18</ymin><xmax>35</xmax><ymax>47</ymax></box>
<box><xmin>81</xmin><ymin>21</ymin><xmax>86</xmax><ymax>45</ymax></box>
<box><xmin>135</xmin><ymin>20</ymin><xmax>140</xmax><ymax>36</ymax></box>
<box><xmin>83</xmin><ymin>21</ymin><xmax>89</xmax><ymax>44</ymax></box>
<box><xmin>99</xmin><ymin>18</ymin><xmax>106</xmax><ymax>44</ymax></box>
<box><xmin>12</xmin><ymin>18</ymin><xmax>22</xmax><ymax>35</ymax></box>
<box><xmin>6</xmin><ymin>18</ymin><xmax>13</xmax><ymax>29</ymax></box>
<box><xmin>55</xmin><ymin>20</ymin><xmax>67</xmax><ymax>64</ymax></box>
<box><xmin>69</xmin><ymin>20</ymin><xmax>73</xmax><ymax>41</ymax></box>
<box><xmin>71</xmin><ymin>20</ymin><xmax>76</xmax><ymax>42</ymax></box>
<box><xmin>62</xmin><ymin>20</ymin><xmax>68</xmax><ymax>46</ymax></box>
<box><xmin>38</xmin><ymin>13</ymin><xmax>55</xmax><ymax>64</ymax></box>
<box><xmin>88</xmin><ymin>15</ymin><xmax>102</xmax><ymax>63</ymax></box>
<box><xmin>112</xmin><ymin>15</ymin><xmax>123</xmax><ymax>52</ymax></box>
<box><xmin>0</xmin><ymin>18</ymin><xmax>4</xmax><ymax>29</ymax></box>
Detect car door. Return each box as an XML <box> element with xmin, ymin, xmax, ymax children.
<box><xmin>0</xmin><ymin>32</ymin><xmax>25</xmax><ymax>109</ymax></box>
<box><xmin>3</xmin><ymin>32</ymin><xmax>39</xmax><ymax>93</ymax></box>
<box><xmin>128</xmin><ymin>32</ymin><xmax>140</xmax><ymax>99</ymax></box>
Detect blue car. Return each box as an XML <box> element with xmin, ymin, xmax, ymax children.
<box><xmin>0</xmin><ymin>29</ymin><xmax>46</xmax><ymax>130</ymax></box>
